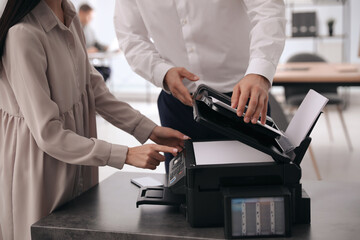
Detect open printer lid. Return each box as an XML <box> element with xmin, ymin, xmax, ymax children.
<box><xmin>192</xmin><ymin>84</ymin><xmax>328</xmax><ymax>165</ymax></box>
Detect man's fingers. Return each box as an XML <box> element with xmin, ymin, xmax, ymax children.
<box><xmin>165</xmin><ymin>67</ymin><xmax>197</xmax><ymax>106</ymax></box>
<box><xmin>172</xmin><ymin>83</ymin><xmax>193</xmax><ymax>106</ymax></box>
<box><xmin>250</xmin><ymin>95</ymin><xmax>266</xmax><ymax>124</ymax></box>
<box><xmin>236</xmin><ymin>91</ymin><xmax>249</xmax><ymax>118</ymax></box>
<box><xmin>244</xmin><ymin>92</ymin><xmax>260</xmax><ymax>123</ymax></box>
<box><xmin>260</xmin><ymin>97</ymin><xmax>268</xmax><ymax>125</ymax></box>
<box><xmin>231</xmin><ymin>87</ymin><xmax>240</xmax><ymax>109</ymax></box>
<box><xmin>180</xmin><ymin>68</ymin><xmax>199</xmax><ymax>81</ymax></box>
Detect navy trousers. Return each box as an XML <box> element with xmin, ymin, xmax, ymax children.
<box><xmin>157</xmin><ymin>90</ymin><xmax>270</xmax><ymax>173</ymax></box>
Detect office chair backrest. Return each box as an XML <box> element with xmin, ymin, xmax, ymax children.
<box><xmin>285</xmin><ymin>53</ymin><xmax>337</xmax><ymax>100</ymax></box>
<box><xmin>287</xmin><ymin>53</ymin><xmax>326</xmax><ymax>63</ymax></box>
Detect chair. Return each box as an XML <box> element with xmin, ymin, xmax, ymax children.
<box><xmin>284</xmin><ymin>53</ymin><xmax>353</xmax><ymax>151</ymax></box>
<box><xmin>269</xmin><ymin>93</ymin><xmax>322</xmax><ymax>180</ymax></box>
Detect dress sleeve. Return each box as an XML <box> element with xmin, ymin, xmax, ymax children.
<box><xmin>2</xmin><ymin>25</ymin><xmax>134</xmax><ymax>169</ymax></box>
<box><xmin>89</xmin><ymin>63</ymin><xmax>157</xmax><ymax>144</ymax></box>
<box><xmin>114</xmin><ymin>0</ymin><xmax>175</xmax><ymax>89</ymax></box>
<box><xmin>243</xmin><ymin>0</ymin><xmax>286</xmax><ymax>84</ymax></box>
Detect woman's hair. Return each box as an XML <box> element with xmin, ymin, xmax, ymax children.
<box><xmin>0</xmin><ymin>0</ymin><xmax>41</xmax><ymax>61</ymax></box>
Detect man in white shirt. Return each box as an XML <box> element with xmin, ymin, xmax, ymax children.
<box><xmin>114</xmin><ymin>0</ymin><xmax>286</xmax><ymax>172</ymax></box>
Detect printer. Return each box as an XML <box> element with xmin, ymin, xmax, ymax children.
<box><xmin>137</xmin><ymin>85</ymin><xmax>328</xmax><ymax>238</ymax></box>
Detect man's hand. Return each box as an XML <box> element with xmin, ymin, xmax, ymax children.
<box><xmin>149</xmin><ymin>126</ymin><xmax>189</xmax><ymax>152</ymax></box>
<box><xmin>231</xmin><ymin>74</ymin><xmax>271</xmax><ymax>125</ymax></box>
<box><xmin>164</xmin><ymin>67</ymin><xmax>199</xmax><ymax>106</ymax></box>
<box><xmin>126</xmin><ymin>144</ymin><xmax>179</xmax><ymax>170</ymax></box>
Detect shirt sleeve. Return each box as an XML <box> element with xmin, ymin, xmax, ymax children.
<box><xmin>114</xmin><ymin>0</ymin><xmax>175</xmax><ymax>89</ymax></box>
<box><xmin>89</xmin><ymin>63</ymin><xmax>157</xmax><ymax>145</ymax></box>
<box><xmin>243</xmin><ymin>0</ymin><xmax>286</xmax><ymax>84</ymax></box>
<box><xmin>3</xmin><ymin>25</ymin><xmax>151</xmax><ymax>170</ymax></box>
<box><xmin>88</xmin><ymin>64</ymin><xmax>157</xmax><ymax>169</ymax></box>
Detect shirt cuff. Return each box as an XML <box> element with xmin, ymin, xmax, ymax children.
<box><xmin>132</xmin><ymin>116</ymin><xmax>157</xmax><ymax>144</ymax></box>
<box><xmin>107</xmin><ymin>144</ymin><xmax>128</xmax><ymax>169</ymax></box>
<box><xmin>245</xmin><ymin>58</ymin><xmax>277</xmax><ymax>85</ymax></box>
<box><xmin>153</xmin><ymin>62</ymin><xmax>175</xmax><ymax>90</ymax></box>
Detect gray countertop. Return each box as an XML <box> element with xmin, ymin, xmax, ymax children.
<box><xmin>31</xmin><ymin>172</ymin><xmax>360</xmax><ymax>240</ymax></box>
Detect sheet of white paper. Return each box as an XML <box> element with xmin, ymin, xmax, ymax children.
<box><xmin>285</xmin><ymin>89</ymin><xmax>329</xmax><ymax>147</ymax></box>
<box><xmin>193</xmin><ymin>141</ymin><xmax>273</xmax><ymax>165</ymax></box>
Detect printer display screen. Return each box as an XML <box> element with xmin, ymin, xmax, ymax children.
<box><xmin>231</xmin><ymin>197</ymin><xmax>285</xmax><ymax>237</ymax></box>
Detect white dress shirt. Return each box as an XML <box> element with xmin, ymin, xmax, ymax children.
<box><xmin>114</xmin><ymin>0</ymin><xmax>286</xmax><ymax>93</ymax></box>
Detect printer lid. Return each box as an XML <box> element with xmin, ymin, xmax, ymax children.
<box><xmin>192</xmin><ymin>84</ymin><xmax>327</xmax><ymax>164</ymax></box>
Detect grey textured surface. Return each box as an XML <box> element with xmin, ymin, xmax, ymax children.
<box><xmin>31</xmin><ymin>172</ymin><xmax>360</xmax><ymax>240</ymax></box>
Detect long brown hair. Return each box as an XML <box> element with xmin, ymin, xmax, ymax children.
<box><xmin>0</xmin><ymin>0</ymin><xmax>41</xmax><ymax>61</ymax></box>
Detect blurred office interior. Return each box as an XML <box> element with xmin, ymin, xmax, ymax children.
<box><xmin>71</xmin><ymin>0</ymin><xmax>360</xmax><ymax>183</ymax></box>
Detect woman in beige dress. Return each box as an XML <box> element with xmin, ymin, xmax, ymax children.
<box><xmin>0</xmin><ymin>1</ymin><xmax>188</xmax><ymax>239</ymax></box>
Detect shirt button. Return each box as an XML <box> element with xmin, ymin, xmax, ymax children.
<box><xmin>181</xmin><ymin>18</ymin><xmax>188</xmax><ymax>26</ymax></box>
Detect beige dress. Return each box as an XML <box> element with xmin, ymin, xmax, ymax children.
<box><xmin>0</xmin><ymin>1</ymin><xmax>157</xmax><ymax>240</ymax></box>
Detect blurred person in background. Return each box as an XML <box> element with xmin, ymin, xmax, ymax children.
<box><xmin>78</xmin><ymin>3</ymin><xmax>108</xmax><ymax>53</ymax></box>
<box><xmin>79</xmin><ymin>3</ymin><xmax>111</xmax><ymax>81</ymax></box>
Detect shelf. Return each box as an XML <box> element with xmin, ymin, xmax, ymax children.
<box><xmin>286</xmin><ymin>34</ymin><xmax>346</xmax><ymax>39</ymax></box>
<box><xmin>285</xmin><ymin>0</ymin><xmax>346</xmax><ymax>6</ymax></box>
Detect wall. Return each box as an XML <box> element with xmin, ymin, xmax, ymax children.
<box><xmin>349</xmin><ymin>0</ymin><xmax>360</xmax><ymax>63</ymax></box>
<box><xmin>71</xmin><ymin>0</ymin><xmax>359</xmax><ymax>64</ymax></box>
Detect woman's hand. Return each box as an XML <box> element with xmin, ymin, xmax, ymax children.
<box><xmin>125</xmin><ymin>144</ymin><xmax>178</xmax><ymax>170</ymax></box>
<box><xmin>125</xmin><ymin>127</ymin><xmax>189</xmax><ymax>170</ymax></box>
<box><xmin>149</xmin><ymin>126</ymin><xmax>189</xmax><ymax>152</ymax></box>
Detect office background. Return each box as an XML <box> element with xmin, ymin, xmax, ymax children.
<box><xmin>71</xmin><ymin>0</ymin><xmax>360</xmax><ymax>182</ymax></box>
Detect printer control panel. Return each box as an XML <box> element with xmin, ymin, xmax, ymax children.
<box><xmin>168</xmin><ymin>151</ymin><xmax>186</xmax><ymax>194</ymax></box>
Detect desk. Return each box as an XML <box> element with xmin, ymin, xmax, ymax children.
<box><xmin>31</xmin><ymin>172</ymin><xmax>360</xmax><ymax>240</ymax></box>
<box><xmin>273</xmin><ymin>63</ymin><xmax>360</xmax><ymax>87</ymax></box>
<box><xmin>88</xmin><ymin>51</ymin><xmax>121</xmax><ymax>86</ymax></box>
<box><xmin>88</xmin><ymin>51</ymin><xmax>120</xmax><ymax>71</ymax></box>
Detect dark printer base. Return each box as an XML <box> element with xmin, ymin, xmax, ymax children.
<box><xmin>186</xmin><ymin>187</ymin><xmax>311</xmax><ymax>228</ymax></box>
<box><xmin>185</xmin><ymin>168</ymin><xmax>310</xmax><ymax>228</ymax></box>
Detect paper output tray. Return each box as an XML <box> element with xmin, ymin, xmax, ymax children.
<box><xmin>192</xmin><ymin>85</ymin><xmax>317</xmax><ymax>164</ymax></box>
<box><xmin>136</xmin><ymin>187</ymin><xmax>185</xmax><ymax>207</ymax></box>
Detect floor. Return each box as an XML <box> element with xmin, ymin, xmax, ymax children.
<box><xmin>97</xmin><ymin>87</ymin><xmax>360</xmax><ymax>184</ymax></box>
